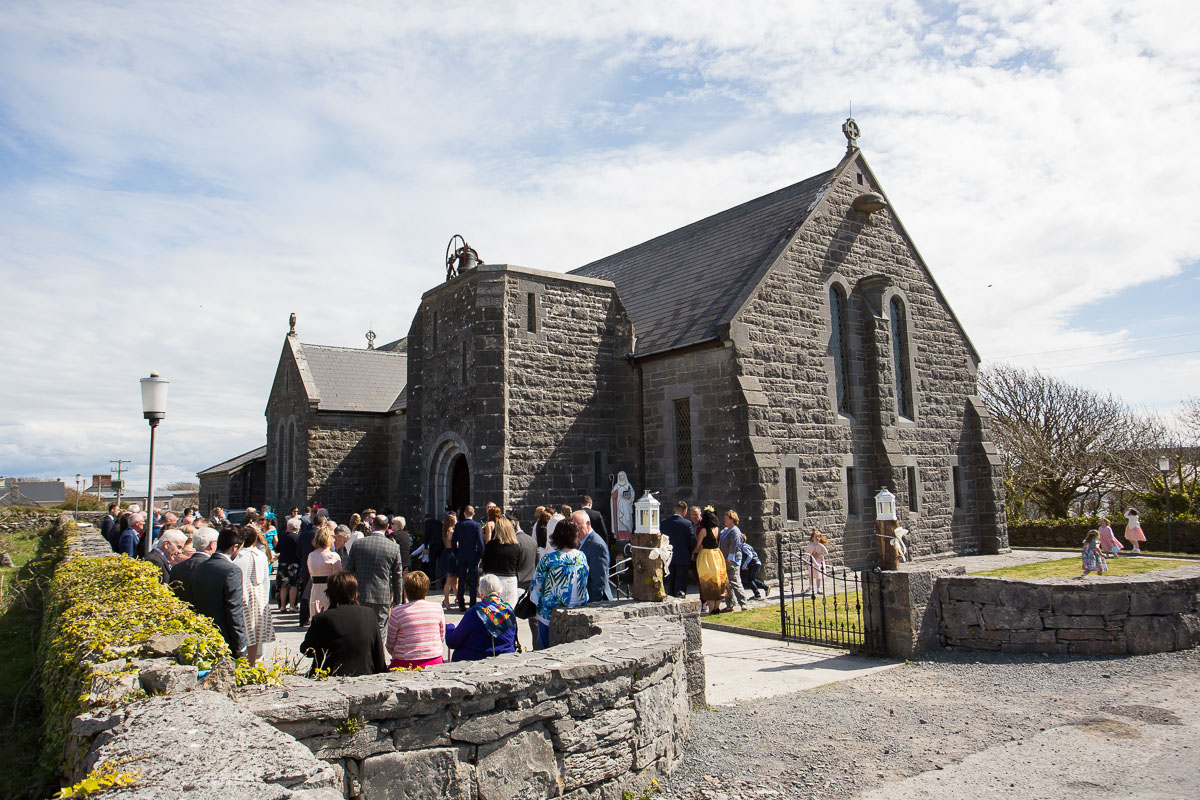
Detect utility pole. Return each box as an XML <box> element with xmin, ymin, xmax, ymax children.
<box><xmin>110</xmin><ymin>459</ymin><xmax>131</xmax><ymax>508</ymax></box>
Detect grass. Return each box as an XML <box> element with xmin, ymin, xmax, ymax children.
<box><xmin>0</xmin><ymin>524</ymin><xmax>63</xmax><ymax>800</ymax></box>
<box><xmin>972</xmin><ymin>556</ymin><xmax>1190</xmax><ymax>579</ymax></box>
<box><xmin>712</xmin><ymin>590</ymin><xmax>866</xmax><ymax>647</ymax></box>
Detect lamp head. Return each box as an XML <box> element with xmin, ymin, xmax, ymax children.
<box><xmin>140</xmin><ymin>371</ymin><xmax>169</xmax><ymax>425</ymax></box>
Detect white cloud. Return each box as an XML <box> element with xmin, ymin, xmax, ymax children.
<box><xmin>2</xmin><ymin>0</ymin><xmax>1199</xmax><ymax>481</ymax></box>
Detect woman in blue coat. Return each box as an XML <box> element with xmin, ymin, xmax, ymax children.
<box><xmin>445</xmin><ymin>574</ymin><xmax>517</xmax><ymax>661</ymax></box>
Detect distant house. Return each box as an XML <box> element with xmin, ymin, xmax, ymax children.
<box><xmin>197</xmin><ymin>446</ymin><xmax>268</xmax><ymax>514</ymax></box>
<box><xmin>0</xmin><ymin>478</ymin><xmax>66</xmax><ymax>507</ymax></box>
<box><xmin>0</xmin><ymin>484</ymin><xmax>41</xmax><ymax>508</ymax></box>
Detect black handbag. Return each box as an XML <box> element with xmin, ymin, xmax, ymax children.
<box><xmin>514</xmin><ymin>590</ymin><xmax>537</xmax><ymax>620</ymax></box>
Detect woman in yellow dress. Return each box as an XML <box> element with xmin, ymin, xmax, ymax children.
<box><xmin>692</xmin><ymin>508</ymin><xmax>729</xmax><ymax>614</ymax></box>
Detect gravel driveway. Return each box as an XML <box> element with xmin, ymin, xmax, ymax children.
<box><xmin>660</xmin><ymin>647</ymin><xmax>1200</xmax><ymax>800</ymax></box>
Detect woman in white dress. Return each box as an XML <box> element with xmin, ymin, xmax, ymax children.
<box><xmin>235</xmin><ymin>525</ymin><xmax>276</xmax><ymax>665</ymax></box>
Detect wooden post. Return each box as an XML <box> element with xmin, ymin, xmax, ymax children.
<box><xmin>877</xmin><ymin>519</ymin><xmax>900</xmax><ymax>570</ymax></box>
<box><xmin>630</xmin><ymin>532</ymin><xmax>667</xmax><ymax>602</ymax></box>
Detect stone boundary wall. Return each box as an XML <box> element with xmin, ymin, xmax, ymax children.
<box><xmin>0</xmin><ymin>509</ymin><xmax>105</xmax><ymax>534</ymax></box>
<box><xmin>61</xmin><ymin>520</ymin><xmax>699</xmax><ymax>799</ymax></box>
<box><xmin>938</xmin><ymin>566</ymin><xmax>1200</xmax><ymax>655</ymax></box>
<box><xmin>240</xmin><ymin>601</ymin><xmax>697</xmax><ymax>800</ymax></box>
<box><xmin>1008</xmin><ymin>522</ymin><xmax>1200</xmax><ymax>554</ymax></box>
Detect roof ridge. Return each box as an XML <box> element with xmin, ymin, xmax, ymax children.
<box><xmin>299</xmin><ymin>342</ymin><xmax>407</xmax><ymax>356</ymax></box>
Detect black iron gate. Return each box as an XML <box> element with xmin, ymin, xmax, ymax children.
<box><xmin>776</xmin><ymin>537</ymin><xmax>885</xmax><ymax>654</ymax></box>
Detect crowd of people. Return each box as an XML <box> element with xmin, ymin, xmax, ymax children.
<box><xmin>94</xmin><ymin>493</ymin><xmax>764</xmax><ymax>675</ymax></box>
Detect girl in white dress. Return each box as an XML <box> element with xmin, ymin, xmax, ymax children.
<box><xmin>235</xmin><ymin>526</ymin><xmax>276</xmax><ymax>665</ymax></box>
<box><xmin>307</xmin><ymin>521</ymin><xmax>343</xmax><ymax>618</ymax></box>
<box><xmin>1124</xmin><ymin>508</ymin><xmax>1147</xmax><ymax>553</ymax></box>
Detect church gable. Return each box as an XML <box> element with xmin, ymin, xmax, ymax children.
<box><xmin>570</xmin><ymin>169</ymin><xmax>835</xmax><ymax>357</ymax></box>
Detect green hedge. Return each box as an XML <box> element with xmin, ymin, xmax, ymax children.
<box><xmin>38</xmin><ymin>523</ymin><xmax>229</xmax><ymax>776</ymax></box>
<box><xmin>1009</xmin><ymin>520</ymin><xmax>1200</xmax><ymax>554</ymax></box>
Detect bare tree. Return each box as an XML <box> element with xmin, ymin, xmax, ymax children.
<box><xmin>978</xmin><ymin>364</ymin><xmax>1164</xmax><ymax>519</ymax></box>
<box><xmin>1180</xmin><ymin>397</ymin><xmax>1200</xmax><ymax>445</ymax></box>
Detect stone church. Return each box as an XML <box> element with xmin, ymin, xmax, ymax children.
<box><xmin>245</xmin><ymin>123</ymin><xmax>1007</xmax><ymax>568</ymax></box>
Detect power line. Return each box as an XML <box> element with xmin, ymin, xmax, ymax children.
<box><xmin>991</xmin><ymin>330</ymin><xmax>1200</xmax><ymax>359</ymax></box>
<box><xmin>1038</xmin><ymin>348</ymin><xmax>1200</xmax><ymax>370</ymax></box>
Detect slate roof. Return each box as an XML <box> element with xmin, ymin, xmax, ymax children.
<box><xmin>1</xmin><ymin>479</ymin><xmax>66</xmax><ymax>504</ymax></box>
<box><xmin>570</xmin><ymin>169</ymin><xmax>836</xmax><ymax>356</ymax></box>
<box><xmin>198</xmin><ymin>445</ymin><xmax>268</xmax><ymax>477</ymax></box>
<box><xmin>299</xmin><ymin>343</ymin><xmax>408</xmax><ymax>413</ymax></box>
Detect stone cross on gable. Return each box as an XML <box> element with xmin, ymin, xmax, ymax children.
<box><xmin>842</xmin><ymin>117</ymin><xmax>860</xmax><ymax>151</ymax></box>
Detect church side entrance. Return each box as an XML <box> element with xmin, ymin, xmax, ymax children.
<box><xmin>450</xmin><ymin>454</ymin><xmax>470</xmax><ymax>513</ymax></box>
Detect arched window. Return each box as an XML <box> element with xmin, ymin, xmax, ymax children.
<box><xmin>890</xmin><ymin>296</ymin><xmax>914</xmax><ymax>419</ymax></box>
<box><xmin>275</xmin><ymin>421</ymin><xmax>286</xmax><ymax>499</ymax></box>
<box><xmin>287</xmin><ymin>419</ymin><xmax>299</xmax><ymax>499</ymax></box>
<box><xmin>829</xmin><ymin>285</ymin><xmax>851</xmax><ymax>415</ymax></box>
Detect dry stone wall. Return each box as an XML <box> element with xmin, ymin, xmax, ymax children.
<box><xmin>938</xmin><ymin>566</ymin><xmax>1200</xmax><ymax>655</ymax></box>
<box><xmin>240</xmin><ymin>601</ymin><xmax>698</xmax><ymax>800</ymax></box>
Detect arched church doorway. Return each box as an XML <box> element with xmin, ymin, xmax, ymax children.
<box><xmin>450</xmin><ymin>454</ymin><xmax>470</xmax><ymax>513</ymax></box>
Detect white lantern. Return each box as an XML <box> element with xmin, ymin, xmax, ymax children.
<box><xmin>874</xmin><ymin>487</ymin><xmax>897</xmax><ymax>521</ymax></box>
<box><xmin>140</xmin><ymin>371</ymin><xmax>170</xmax><ymax>424</ymax></box>
<box><xmin>634</xmin><ymin>491</ymin><xmax>660</xmax><ymax>534</ymax></box>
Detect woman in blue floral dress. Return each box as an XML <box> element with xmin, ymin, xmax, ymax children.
<box><xmin>529</xmin><ymin>516</ymin><xmax>589</xmax><ymax>649</ymax></box>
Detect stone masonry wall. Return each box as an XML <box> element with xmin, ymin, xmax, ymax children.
<box><xmin>240</xmin><ymin>602</ymin><xmax>697</xmax><ymax>800</ymax></box>
<box><xmin>307</xmin><ymin>413</ymin><xmax>392</xmax><ymax>521</ymax></box>
<box><xmin>266</xmin><ymin>339</ymin><xmax>315</xmax><ymax>512</ymax></box>
<box><xmin>402</xmin><ymin>264</ymin><xmax>637</xmax><ymax>523</ymax></box>
<box><xmin>938</xmin><ymin>567</ymin><xmax>1200</xmax><ymax>655</ymax></box>
<box><xmin>732</xmin><ymin>154</ymin><xmax>1007</xmax><ymax>568</ymax></box>
<box><xmin>503</xmin><ymin>268</ymin><xmax>637</xmax><ymax>526</ymax></box>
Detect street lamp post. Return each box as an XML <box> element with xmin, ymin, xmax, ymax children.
<box><xmin>139</xmin><ymin>372</ymin><xmax>169</xmax><ymax>558</ymax></box>
<box><xmin>1158</xmin><ymin>456</ymin><xmax>1172</xmax><ymax>553</ymax></box>
<box><xmin>74</xmin><ymin>473</ymin><xmax>81</xmax><ymax>518</ymax></box>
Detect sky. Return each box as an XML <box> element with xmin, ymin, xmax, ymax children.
<box><xmin>2</xmin><ymin>0</ymin><xmax>1199</xmax><ymax>491</ymax></box>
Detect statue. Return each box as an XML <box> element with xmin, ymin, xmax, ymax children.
<box><xmin>610</xmin><ymin>470</ymin><xmax>634</xmax><ymax>542</ymax></box>
<box><xmin>288</xmin><ymin>312</ymin><xmax>297</xmax><ymax>336</ymax></box>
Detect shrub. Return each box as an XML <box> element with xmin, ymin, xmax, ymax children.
<box><xmin>38</xmin><ymin>525</ymin><xmax>229</xmax><ymax>776</ymax></box>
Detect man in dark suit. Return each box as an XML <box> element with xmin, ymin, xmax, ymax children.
<box><xmin>451</xmin><ymin>506</ymin><xmax>485</xmax><ymax>610</ymax></box>
<box><xmin>661</xmin><ymin>501</ymin><xmax>696</xmax><ymax>598</ymax></box>
<box><xmin>580</xmin><ymin>495</ymin><xmax>610</xmax><ymax>548</ymax></box>
<box><xmin>118</xmin><ymin>512</ymin><xmax>145</xmax><ymax>558</ymax></box>
<box><xmin>100</xmin><ymin>503</ymin><xmax>120</xmax><ymax>550</ymax></box>
<box><xmin>170</xmin><ymin>526</ymin><xmax>218</xmax><ymax>606</ymax></box>
<box><xmin>574</xmin><ymin>511</ymin><xmax>613</xmax><ymax>602</ymax></box>
<box><xmin>190</xmin><ymin>526</ymin><xmax>247</xmax><ymax>659</ymax></box>
<box><xmin>344</xmin><ymin>514</ymin><xmax>404</xmax><ymax>634</ymax></box>
<box><xmin>145</xmin><ymin>530</ymin><xmax>185</xmax><ymax>584</ymax></box>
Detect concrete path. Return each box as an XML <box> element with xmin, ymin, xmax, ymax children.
<box><xmin>700</xmin><ymin>627</ymin><xmax>901</xmax><ymax>705</ymax></box>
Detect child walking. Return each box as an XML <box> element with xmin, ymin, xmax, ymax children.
<box><xmin>1079</xmin><ymin>530</ymin><xmax>1108</xmax><ymax>578</ymax></box>
<box><xmin>1097</xmin><ymin>517</ymin><xmax>1121</xmax><ymax>558</ymax></box>
<box><xmin>805</xmin><ymin>530</ymin><xmax>829</xmax><ymax>595</ymax></box>
<box><xmin>1124</xmin><ymin>507</ymin><xmax>1147</xmax><ymax>553</ymax></box>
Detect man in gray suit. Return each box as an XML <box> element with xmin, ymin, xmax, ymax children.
<box><xmin>191</xmin><ymin>526</ymin><xmax>248</xmax><ymax>659</ymax></box>
<box><xmin>345</xmin><ymin>514</ymin><xmax>404</xmax><ymax>633</ymax></box>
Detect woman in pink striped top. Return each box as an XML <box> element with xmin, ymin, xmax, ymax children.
<box><xmin>385</xmin><ymin>570</ymin><xmax>446</xmax><ymax>669</ymax></box>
